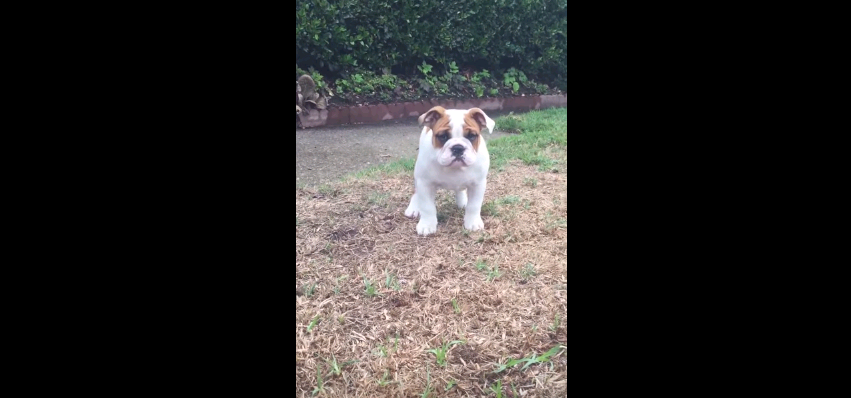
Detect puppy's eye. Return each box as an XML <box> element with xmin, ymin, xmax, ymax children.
<box><xmin>437</xmin><ymin>134</ymin><xmax>449</xmax><ymax>142</ymax></box>
<box><xmin>466</xmin><ymin>134</ymin><xmax>478</xmax><ymax>142</ymax></box>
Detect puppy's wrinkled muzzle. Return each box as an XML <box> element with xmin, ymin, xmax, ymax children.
<box><xmin>437</xmin><ymin>137</ymin><xmax>477</xmax><ymax>167</ymax></box>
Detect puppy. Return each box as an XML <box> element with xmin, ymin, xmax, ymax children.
<box><xmin>404</xmin><ymin>106</ymin><xmax>495</xmax><ymax>236</ymax></box>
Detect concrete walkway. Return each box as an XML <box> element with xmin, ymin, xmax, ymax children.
<box><xmin>296</xmin><ymin>114</ymin><xmax>516</xmax><ymax>188</ymax></box>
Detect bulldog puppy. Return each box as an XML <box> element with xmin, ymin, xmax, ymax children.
<box><xmin>404</xmin><ymin>106</ymin><xmax>495</xmax><ymax>236</ymax></box>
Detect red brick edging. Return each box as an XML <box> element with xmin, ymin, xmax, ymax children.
<box><xmin>297</xmin><ymin>94</ymin><xmax>567</xmax><ymax>128</ymax></box>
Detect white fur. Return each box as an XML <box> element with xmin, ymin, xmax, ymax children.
<box><xmin>404</xmin><ymin>108</ymin><xmax>495</xmax><ymax>236</ymax></box>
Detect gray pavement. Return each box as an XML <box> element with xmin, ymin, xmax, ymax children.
<box><xmin>296</xmin><ymin>114</ymin><xmax>517</xmax><ymax>188</ymax></box>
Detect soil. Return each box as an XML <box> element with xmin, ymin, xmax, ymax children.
<box><xmin>295</xmin><ymin>112</ymin><xmax>518</xmax><ymax>188</ymax></box>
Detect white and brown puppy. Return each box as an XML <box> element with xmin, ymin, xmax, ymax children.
<box><xmin>404</xmin><ymin>106</ymin><xmax>495</xmax><ymax>236</ymax></box>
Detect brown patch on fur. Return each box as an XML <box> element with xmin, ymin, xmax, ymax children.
<box><xmin>419</xmin><ymin>107</ymin><xmax>451</xmax><ymax>150</ymax></box>
<box><xmin>430</xmin><ymin>117</ymin><xmax>451</xmax><ymax>149</ymax></box>
<box><xmin>463</xmin><ymin>109</ymin><xmax>485</xmax><ymax>152</ymax></box>
<box><xmin>418</xmin><ymin>106</ymin><xmax>445</xmax><ymax>128</ymax></box>
<box><xmin>467</xmin><ymin>108</ymin><xmax>489</xmax><ymax>130</ymax></box>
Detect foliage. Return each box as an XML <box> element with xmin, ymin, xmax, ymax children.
<box><xmin>304</xmin><ymin>63</ymin><xmax>558</xmax><ymax>106</ymax></box>
<box><xmin>295</xmin><ymin>0</ymin><xmax>566</xmax><ymax>90</ymax></box>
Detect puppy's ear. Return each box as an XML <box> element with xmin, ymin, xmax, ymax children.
<box><xmin>418</xmin><ymin>106</ymin><xmax>446</xmax><ymax>128</ymax></box>
<box><xmin>467</xmin><ymin>108</ymin><xmax>495</xmax><ymax>134</ymax></box>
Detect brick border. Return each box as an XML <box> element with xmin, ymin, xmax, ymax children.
<box><xmin>297</xmin><ymin>94</ymin><xmax>567</xmax><ymax>128</ymax></box>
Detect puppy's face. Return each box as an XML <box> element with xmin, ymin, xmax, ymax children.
<box><xmin>418</xmin><ymin>107</ymin><xmax>494</xmax><ymax>167</ymax></box>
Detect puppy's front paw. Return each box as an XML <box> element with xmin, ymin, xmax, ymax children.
<box><xmin>416</xmin><ymin>220</ymin><xmax>437</xmax><ymax>236</ymax></box>
<box><xmin>464</xmin><ymin>216</ymin><xmax>484</xmax><ymax>231</ymax></box>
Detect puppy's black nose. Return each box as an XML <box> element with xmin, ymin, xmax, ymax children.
<box><xmin>451</xmin><ymin>144</ymin><xmax>465</xmax><ymax>156</ymax></box>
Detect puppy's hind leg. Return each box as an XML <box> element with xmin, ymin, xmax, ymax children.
<box><xmin>455</xmin><ymin>189</ymin><xmax>468</xmax><ymax>209</ymax></box>
<box><xmin>404</xmin><ymin>182</ymin><xmax>420</xmax><ymax>218</ymax></box>
<box><xmin>404</xmin><ymin>193</ymin><xmax>420</xmax><ymax>218</ymax></box>
<box><xmin>463</xmin><ymin>181</ymin><xmax>486</xmax><ymax>231</ymax></box>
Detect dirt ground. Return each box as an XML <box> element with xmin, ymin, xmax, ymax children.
<box><xmin>296</xmin><ymin>113</ymin><xmax>517</xmax><ymax>188</ymax></box>
<box><xmin>295</xmin><ymin>160</ymin><xmax>568</xmax><ymax>397</ymax></box>
<box><xmin>296</xmin><ymin>108</ymin><xmax>567</xmax><ymax>397</ymax></box>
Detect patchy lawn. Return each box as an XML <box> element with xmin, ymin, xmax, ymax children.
<box><xmin>296</xmin><ymin>108</ymin><xmax>567</xmax><ymax>397</ymax></box>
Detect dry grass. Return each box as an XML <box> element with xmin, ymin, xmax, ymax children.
<box><xmin>296</xmin><ymin>109</ymin><xmax>567</xmax><ymax>397</ymax></box>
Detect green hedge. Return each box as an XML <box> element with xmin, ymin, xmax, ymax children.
<box><xmin>296</xmin><ymin>0</ymin><xmax>566</xmax><ymax>90</ymax></box>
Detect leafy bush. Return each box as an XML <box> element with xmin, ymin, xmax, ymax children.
<box><xmin>295</xmin><ymin>0</ymin><xmax>566</xmax><ymax>90</ymax></box>
<box><xmin>335</xmin><ymin>71</ymin><xmax>405</xmax><ymax>102</ymax></box>
<box><xmin>302</xmin><ymin>63</ymin><xmax>558</xmax><ymax>106</ymax></box>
